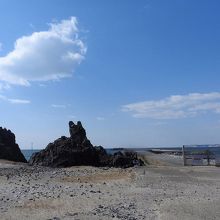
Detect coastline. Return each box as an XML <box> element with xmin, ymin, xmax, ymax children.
<box><xmin>0</xmin><ymin>152</ymin><xmax>219</xmax><ymax>220</ymax></box>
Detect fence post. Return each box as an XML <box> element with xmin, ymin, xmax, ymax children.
<box><xmin>182</xmin><ymin>145</ymin><xmax>186</xmax><ymax>166</ymax></box>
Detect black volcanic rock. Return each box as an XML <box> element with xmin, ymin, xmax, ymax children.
<box><xmin>112</xmin><ymin>151</ymin><xmax>144</xmax><ymax>168</ymax></box>
<box><xmin>0</xmin><ymin>127</ymin><xmax>27</xmax><ymax>163</ymax></box>
<box><xmin>29</xmin><ymin>121</ymin><xmax>143</xmax><ymax>168</ymax></box>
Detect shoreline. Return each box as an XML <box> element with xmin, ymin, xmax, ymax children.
<box><xmin>0</xmin><ymin>153</ymin><xmax>219</xmax><ymax>219</ymax></box>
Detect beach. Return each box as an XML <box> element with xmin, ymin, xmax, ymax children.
<box><xmin>0</xmin><ymin>153</ymin><xmax>220</xmax><ymax>220</ymax></box>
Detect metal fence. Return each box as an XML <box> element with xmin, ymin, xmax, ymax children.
<box><xmin>182</xmin><ymin>145</ymin><xmax>220</xmax><ymax>166</ymax></box>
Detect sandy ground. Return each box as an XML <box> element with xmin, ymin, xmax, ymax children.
<box><xmin>0</xmin><ymin>154</ymin><xmax>219</xmax><ymax>220</ymax></box>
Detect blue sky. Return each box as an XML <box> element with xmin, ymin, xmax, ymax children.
<box><xmin>1</xmin><ymin>0</ymin><xmax>220</xmax><ymax>149</ymax></box>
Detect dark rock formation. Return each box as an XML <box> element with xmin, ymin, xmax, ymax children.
<box><xmin>0</xmin><ymin>127</ymin><xmax>27</xmax><ymax>163</ymax></box>
<box><xmin>29</xmin><ymin>121</ymin><xmax>143</xmax><ymax>168</ymax></box>
<box><xmin>112</xmin><ymin>151</ymin><xmax>144</xmax><ymax>168</ymax></box>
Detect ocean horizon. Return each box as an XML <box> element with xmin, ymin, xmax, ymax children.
<box><xmin>21</xmin><ymin>148</ymin><xmax>126</xmax><ymax>161</ymax></box>
<box><xmin>22</xmin><ymin>146</ymin><xmax>220</xmax><ymax>161</ymax></box>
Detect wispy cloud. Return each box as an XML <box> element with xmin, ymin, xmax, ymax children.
<box><xmin>39</xmin><ymin>83</ymin><xmax>46</xmax><ymax>87</ymax></box>
<box><xmin>69</xmin><ymin>115</ymin><xmax>76</xmax><ymax>119</ymax></box>
<box><xmin>0</xmin><ymin>95</ymin><xmax>30</xmax><ymax>104</ymax></box>
<box><xmin>29</xmin><ymin>23</ymin><xmax>35</xmax><ymax>29</ymax></box>
<box><xmin>0</xmin><ymin>17</ymin><xmax>86</xmax><ymax>87</ymax></box>
<box><xmin>0</xmin><ymin>42</ymin><xmax>2</xmax><ymax>51</ymax></box>
<box><xmin>122</xmin><ymin>92</ymin><xmax>220</xmax><ymax>119</ymax></box>
<box><xmin>0</xmin><ymin>95</ymin><xmax>6</xmax><ymax>101</ymax></box>
<box><xmin>0</xmin><ymin>83</ymin><xmax>10</xmax><ymax>91</ymax></box>
<box><xmin>51</xmin><ymin>104</ymin><xmax>66</xmax><ymax>108</ymax></box>
<box><xmin>8</xmin><ymin>99</ymin><xmax>30</xmax><ymax>104</ymax></box>
<box><xmin>96</xmin><ymin>116</ymin><xmax>105</xmax><ymax>121</ymax></box>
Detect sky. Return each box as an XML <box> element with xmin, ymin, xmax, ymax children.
<box><xmin>1</xmin><ymin>0</ymin><xmax>220</xmax><ymax>149</ymax></box>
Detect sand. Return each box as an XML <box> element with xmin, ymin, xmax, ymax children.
<box><xmin>0</xmin><ymin>154</ymin><xmax>219</xmax><ymax>220</ymax></box>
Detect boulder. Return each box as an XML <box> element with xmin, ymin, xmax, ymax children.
<box><xmin>112</xmin><ymin>151</ymin><xmax>144</xmax><ymax>168</ymax></box>
<box><xmin>0</xmin><ymin>127</ymin><xmax>27</xmax><ymax>163</ymax></box>
<box><xmin>29</xmin><ymin>121</ymin><xmax>144</xmax><ymax>168</ymax></box>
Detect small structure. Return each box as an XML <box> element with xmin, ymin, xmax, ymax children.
<box><xmin>182</xmin><ymin>145</ymin><xmax>220</xmax><ymax>166</ymax></box>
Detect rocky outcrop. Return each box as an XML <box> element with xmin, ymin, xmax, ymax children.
<box><xmin>29</xmin><ymin>121</ymin><xmax>143</xmax><ymax>168</ymax></box>
<box><xmin>0</xmin><ymin>127</ymin><xmax>27</xmax><ymax>163</ymax></box>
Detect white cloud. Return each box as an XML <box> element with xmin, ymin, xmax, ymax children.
<box><xmin>8</xmin><ymin>99</ymin><xmax>30</xmax><ymax>104</ymax></box>
<box><xmin>122</xmin><ymin>92</ymin><xmax>220</xmax><ymax>119</ymax></box>
<box><xmin>0</xmin><ymin>94</ymin><xmax>6</xmax><ymax>100</ymax></box>
<box><xmin>39</xmin><ymin>83</ymin><xmax>46</xmax><ymax>87</ymax></box>
<box><xmin>0</xmin><ymin>17</ymin><xmax>86</xmax><ymax>87</ymax></box>
<box><xmin>0</xmin><ymin>83</ymin><xmax>10</xmax><ymax>90</ymax></box>
<box><xmin>69</xmin><ymin>115</ymin><xmax>76</xmax><ymax>119</ymax></box>
<box><xmin>0</xmin><ymin>42</ymin><xmax>2</xmax><ymax>51</ymax></box>
<box><xmin>51</xmin><ymin>104</ymin><xmax>66</xmax><ymax>108</ymax></box>
<box><xmin>29</xmin><ymin>23</ymin><xmax>35</xmax><ymax>29</ymax></box>
<box><xmin>0</xmin><ymin>95</ymin><xmax>30</xmax><ymax>104</ymax></box>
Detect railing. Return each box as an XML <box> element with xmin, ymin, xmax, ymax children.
<box><xmin>182</xmin><ymin>145</ymin><xmax>220</xmax><ymax>166</ymax></box>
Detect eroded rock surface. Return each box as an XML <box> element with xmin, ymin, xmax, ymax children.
<box><xmin>0</xmin><ymin>127</ymin><xmax>27</xmax><ymax>163</ymax></box>
<box><xmin>29</xmin><ymin>121</ymin><xmax>143</xmax><ymax>168</ymax></box>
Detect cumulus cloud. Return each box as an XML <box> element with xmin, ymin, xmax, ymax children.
<box><xmin>0</xmin><ymin>17</ymin><xmax>86</xmax><ymax>86</ymax></box>
<box><xmin>0</xmin><ymin>95</ymin><xmax>30</xmax><ymax>104</ymax></box>
<box><xmin>122</xmin><ymin>92</ymin><xmax>220</xmax><ymax>119</ymax></box>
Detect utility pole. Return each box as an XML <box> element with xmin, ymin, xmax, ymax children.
<box><xmin>31</xmin><ymin>142</ymin><xmax>33</xmax><ymax>153</ymax></box>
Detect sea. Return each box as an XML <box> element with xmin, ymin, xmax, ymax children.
<box><xmin>22</xmin><ymin>146</ymin><xmax>220</xmax><ymax>161</ymax></box>
<box><xmin>22</xmin><ymin>150</ymin><xmax>41</xmax><ymax>161</ymax></box>
<box><xmin>21</xmin><ymin>148</ymin><xmax>123</xmax><ymax>161</ymax></box>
